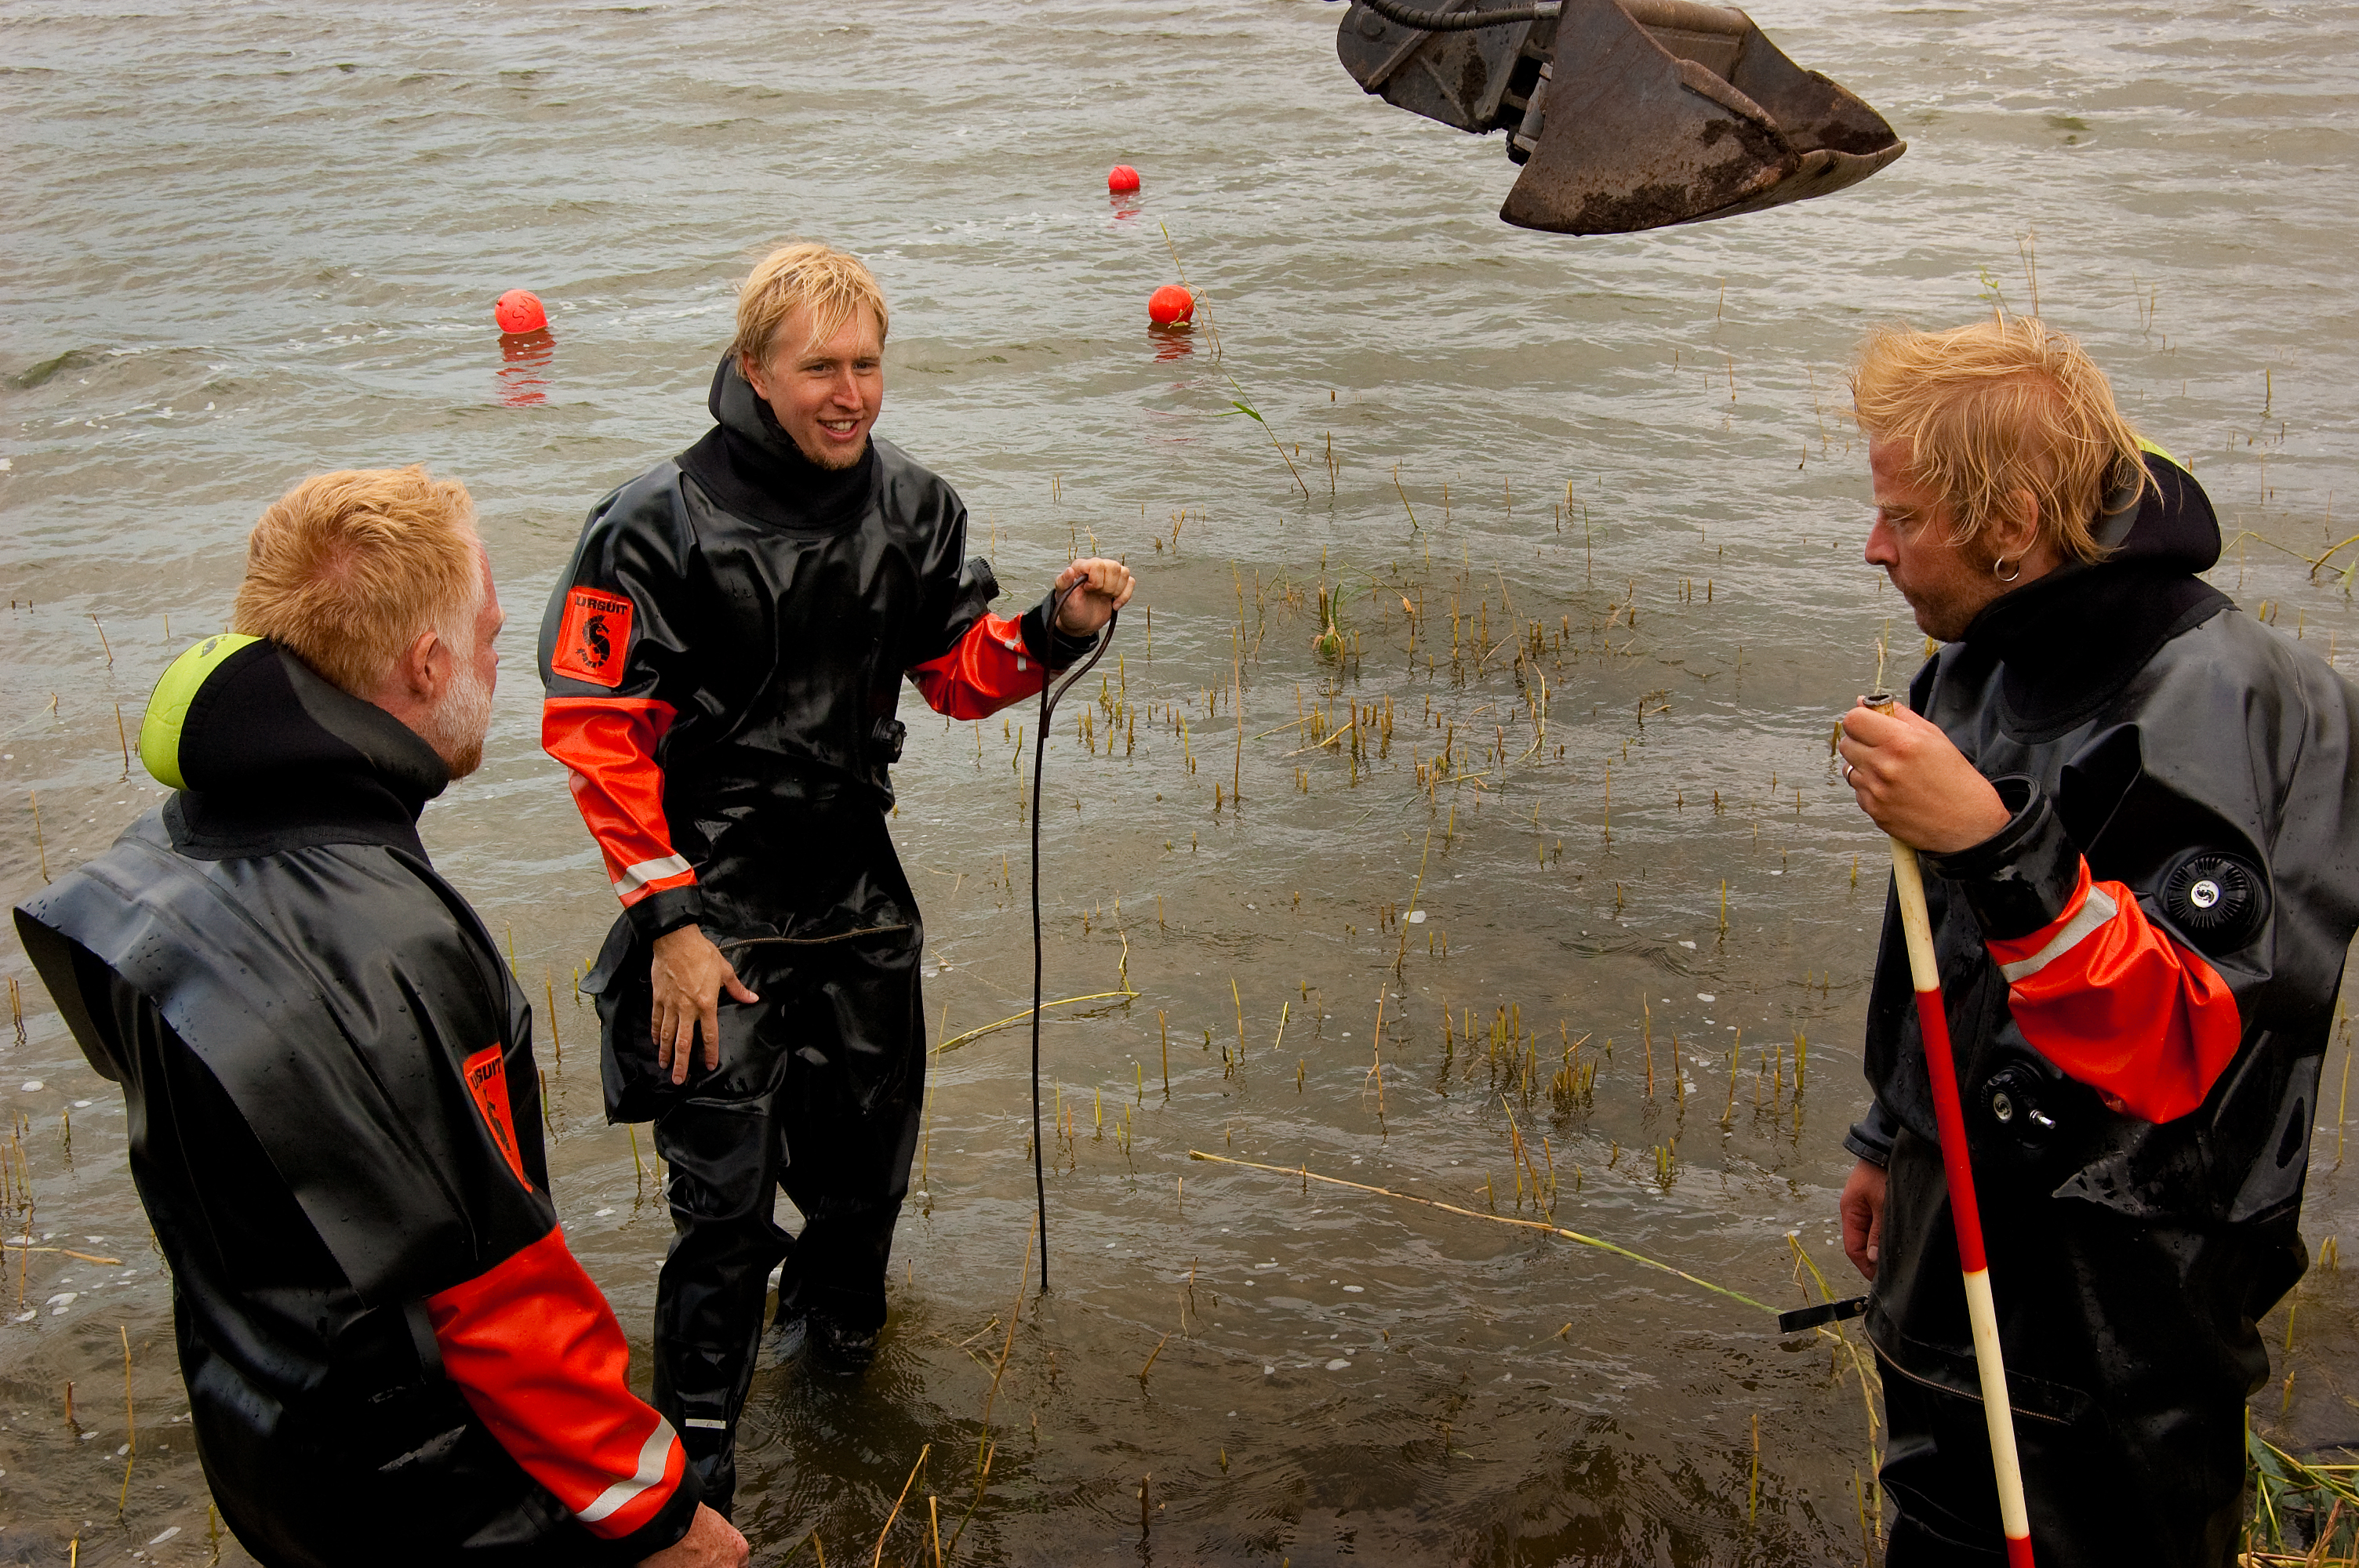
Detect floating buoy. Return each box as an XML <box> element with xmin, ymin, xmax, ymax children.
<box><xmin>1107</xmin><ymin>164</ymin><xmax>1141</xmax><ymax>194</ymax></box>
<box><xmin>494</xmin><ymin>289</ymin><xmax>547</xmax><ymax>335</ymax></box>
<box><xmin>1148</xmin><ymin>285</ymin><xmax>1194</xmax><ymax>326</ymax></box>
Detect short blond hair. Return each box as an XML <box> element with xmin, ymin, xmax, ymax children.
<box><xmin>233</xmin><ymin>466</ymin><xmax>482</xmax><ymax>696</ymax></box>
<box><xmin>1852</xmin><ymin>318</ymin><xmax>2147</xmax><ymax>564</ymax></box>
<box><xmin>730</xmin><ymin>241</ymin><xmax>889</xmax><ymax>369</ymax></box>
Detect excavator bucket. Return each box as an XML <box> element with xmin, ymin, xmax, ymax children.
<box><xmin>1336</xmin><ymin>0</ymin><xmax>1905</xmax><ymax>235</ymax></box>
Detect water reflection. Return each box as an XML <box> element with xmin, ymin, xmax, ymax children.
<box><xmin>1149</xmin><ymin>324</ymin><xmax>1194</xmax><ymax>362</ymax></box>
<box><xmin>496</xmin><ymin>328</ymin><xmax>554</xmax><ymax>406</ymax></box>
<box><xmin>1109</xmin><ymin>191</ymin><xmax>1142</xmax><ymax>222</ymax></box>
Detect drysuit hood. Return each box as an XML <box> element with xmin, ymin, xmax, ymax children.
<box><xmin>140</xmin><ymin>633</ymin><xmax>449</xmax><ymax>858</ymax></box>
<box><xmin>674</xmin><ymin>352</ymin><xmax>878</xmax><ymax>533</ymax></box>
<box><xmin>1954</xmin><ymin>450</ymin><xmax>2230</xmax><ymax>732</ymax></box>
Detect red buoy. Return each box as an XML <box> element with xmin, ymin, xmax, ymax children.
<box><xmin>1147</xmin><ymin>285</ymin><xmax>1194</xmax><ymax>326</ymax></box>
<box><xmin>494</xmin><ymin>289</ymin><xmax>547</xmax><ymax>335</ymax></box>
<box><xmin>1107</xmin><ymin>164</ymin><xmax>1141</xmax><ymax>194</ymax></box>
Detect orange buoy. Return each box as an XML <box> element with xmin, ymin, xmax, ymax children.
<box><xmin>1147</xmin><ymin>285</ymin><xmax>1194</xmax><ymax>326</ymax></box>
<box><xmin>1107</xmin><ymin>164</ymin><xmax>1141</xmax><ymax>194</ymax></box>
<box><xmin>494</xmin><ymin>289</ymin><xmax>547</xmax><ymax>335</ymax></box>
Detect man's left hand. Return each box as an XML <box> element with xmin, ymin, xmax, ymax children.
<box><xmin>1837</xmin><ymin>698</ymin><xmax>2012</xmax><ymax>854</ymax></box>
<box><xmin>1052</xmin><ymin>558</ymin><xmax>1136</xmax><ymax>636</ymax></box>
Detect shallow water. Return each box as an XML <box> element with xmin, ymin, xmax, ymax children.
<box><xmin>5</xmin><ymin>0</ymin><xmax>2359</xmax><ymax>1561</ymax></box>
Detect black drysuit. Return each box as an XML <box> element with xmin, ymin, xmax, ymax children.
<box><xmin>1844</xmin><ymin>454</ymin><xmax>2359</xmax><ymax>1564</ymax></box>
<box><xmin>540</xmin><ymin>355</ymin><xmax>1089</xmax><ymax>1509</ymax></box>
<box><xmin>14</xmin><ymin>636</ymin><xmax>698</xmax><ymax>1566</ymax></box>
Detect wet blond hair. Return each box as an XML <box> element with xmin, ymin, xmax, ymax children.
<box><xmin>1852</xmin><ymin>318</ymin><xmax>2147</xmax><ymax>564</ymax></box>
<box><xmin>233</xmin><ymin>465</ymin><xmax>482</xmax><ymax>696</ymax></box>
<box><xmin>730</xmin><ymin>241</ymin><xmax>890</xmax><ymax>371</ymax></box>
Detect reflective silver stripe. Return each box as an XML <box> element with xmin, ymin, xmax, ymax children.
<box><xmin>682</xmin><ymin>1417</ymin><xmax>729</xmax><ymax>1430</ymax></box>
<box><xmin>1998</xmin><ymin>886</ymin><xmax>2118</xmax><ymax>982</ymax></box>
<box><xmin>576</xmin><ymin>1415</ymin><xmax>678</xmax><ymax>1524</ymax></box>
<box><xmin>612</xmin><ymin>855</ymin><xmax>691</xmax><ymax>898</ymax></box>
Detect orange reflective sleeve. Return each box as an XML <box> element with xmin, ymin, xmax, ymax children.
<box><xmin>540</xmin><ymin>696</ymin><xmax>693</xmax><ymax>910</ymax></box>
<box><xmin>426</xmin><ymin>1228</ymin><xmax>689</xmax><ymax>1539</ymax></box>
<box><xmin>1986</xmin><ymin>858</ymin><xmax>2243</xmax><ymax>1122</ymax></box>
<box><xmin>907</xmin><ymin>611</ymin><xmax>1048</xmax><ymax>720</ymax></box>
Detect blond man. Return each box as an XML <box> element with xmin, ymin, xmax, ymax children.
<box><xmin>16</xmin><ymin>469</ymin><xmax>743</xmax><ymax>1566</ymax></box>
<box><xmin>540</xmin><ymin>242</ymin><xmax>1132</xmax><ymax>1512</ymax></box>
<box><xmin>1832</xmin><ymin>321</ymin><xmax>2359</xmax><ymax>1565</ymax></box>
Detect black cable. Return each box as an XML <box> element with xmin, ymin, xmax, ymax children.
<box><xmin>1347</xmin><ymin>0</ymin><xmax>1562</xmax><ymax>33</ymax></box>
<box><xmin>1030</xmin><ymin>586</ymin><xmax>1118</xmax><ymax>1295</ymax></box>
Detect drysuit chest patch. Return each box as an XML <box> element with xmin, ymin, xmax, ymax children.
<box><xmin>462</xmin><ymin>1043</ymin><xmax>529</xmax><ymax>1186</ymax></box>
<box><xmin>553</xmin><ymin>587</ymin><xmax>634</xmax><ymax>688</ymax></box>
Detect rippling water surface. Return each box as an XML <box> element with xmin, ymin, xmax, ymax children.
<box><xmin>6</xmin><ymin>1</ymin><xmax>2359</xmax><ymax>1562</ymax></box>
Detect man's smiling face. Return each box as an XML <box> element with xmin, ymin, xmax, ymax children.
<box><xmin>742</xmin><ymin>302</ymin><xmax>884</xmax><ymax>470</ymax></box>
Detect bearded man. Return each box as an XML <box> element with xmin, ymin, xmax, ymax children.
<box><xmin>540</xmin><ymin>242</ymin><xmax>1132</xmax><ymax>1512</ymax></box>
<box><xmin>1834</xmin><ymin>320</ymin><xmax>2359</xmax><ymax>1565</ymax></box>
<box><xmin>15</xmin><ymin>468</ymin><xmax>743</xmax><ymax>1568</ymax></box>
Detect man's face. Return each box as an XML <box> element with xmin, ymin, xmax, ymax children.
<box><xmin>1864</xmin><ymin>436</ymin><xmax>2002</xmax><ymax>644</ymax></box>
<box><xmin>743</xmin><ymin>303</ymin><xmax>884</xmax><ymax>470</ymax></box>
<box><xmin>423</xmin><ymin>548</ymin><xmax>502</xmax><ymax>779</ymax></box>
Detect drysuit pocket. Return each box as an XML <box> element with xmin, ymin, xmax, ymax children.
<box><xmin>656</xmin><ymin>1091</ymin><xmax>787</xmax><ymax>1223</ymax></box>
<box><xmin>722</xmin><ymin>924</ymin><xmax>925</xmax><ymax>1109</ymax></box>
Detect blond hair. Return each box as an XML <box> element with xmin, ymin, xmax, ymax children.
<box><xmin>233</xmin><ymin>466</ymin><xmax>482</xmax><ymax>696</ymax></box>
<box><xmin>730</xmin><ymin>241</ymin><xmax>889</xmax><ymax>369</ymax></box>
<box><xmin>1852</xmin><ymin>318</ymin><xmax>2146</xmax><ymax>564</ymax></box>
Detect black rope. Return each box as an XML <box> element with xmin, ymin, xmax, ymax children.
<box><xmin>1030</xmin><ymin>587</ymin><xmax>1118</xmax><ymax>1295</ymax></box>
<box><xmin>1347</xmin><ymin>0</ymin><xmax>1562</xmax><ymax>33</ymax></box>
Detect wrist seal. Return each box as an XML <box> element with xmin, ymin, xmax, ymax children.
<box><xmin>625</xmin><ymin>883</ymin><xmax>705</xmax><ymax>945</ymax></box>
<box><xmin>1020</xmin><ymin>593</ymin><xmax>1101</xmax><ymax>670</ymax></box>
<box><xmin>1920</xmin><ymin>775</ymin><xmax>2081</xmax><ymax>942</ymax></box>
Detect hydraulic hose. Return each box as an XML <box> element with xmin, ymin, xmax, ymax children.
<box><xmin>1344</xmin><ymin>0</ymin><xmax>1563</xmax><ymax>33</ymax></box>
<box><xmin>1029</xmin><ymin>587</ymin><xmax>1118</xmax><ymax>1294</ymax></box>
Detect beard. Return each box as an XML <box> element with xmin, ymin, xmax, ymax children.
<box><xmin>797</xmin><ymin>428</ymin><xmax>869</xmax><ymax>471</ymax></box>
<box><xmin>419</xmin><ymin>651</ymin><xmax>494</xmax><ymax>779</ymax></box>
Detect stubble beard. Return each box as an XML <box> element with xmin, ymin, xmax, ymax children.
<box><xmin>802</xmin><ymin>430</ymin><xmax>869</xmax><ymax>472</ymax></box>
<box><xmin>421</xmin><ymin>654</ymin><xmax>494</xmax><ymax>780</ymax></box>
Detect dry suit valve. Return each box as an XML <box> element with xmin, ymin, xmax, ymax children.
<box><xmin>1985</xmin><ymin>1064</ymin><xmax>2057</xmax><ymax>1135</ymax></box>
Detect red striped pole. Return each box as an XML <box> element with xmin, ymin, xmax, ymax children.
<box><xmin>1874</xmin><ymin>696</ymin><xmax>2035</xmax><ymax>1567</ymax></box>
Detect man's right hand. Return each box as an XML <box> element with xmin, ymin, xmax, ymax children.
<box><xmin>1840</xmin><ymin>1158</ymin><xmax>1888</xmax><ymax>1281</ymax></box>
<box><xmin>637</xmin><ymin>1504</ymin><xmax>747</xmax><ymax>1567</ymax></box>
<box><xmin>650</xmin><ymin>926</ymin><xmax>758</xmax><ymax>1084</ymax></box>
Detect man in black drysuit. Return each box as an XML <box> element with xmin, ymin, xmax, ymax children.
<box><xmin>540</xmin><ymin>242</ymin><xmax>1133</xmax><ymax>1512</ymax></box>
<box><xmin>1834</xmin><ymin>320</ymin><xmax>2359</xmax><ymax>1564</ymax></box>
<box><xmin>15</xmin><ymin>467</ymin><xmax>742</xmax><ymax>1567</ymax></box>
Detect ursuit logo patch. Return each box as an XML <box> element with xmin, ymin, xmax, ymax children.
<box><xmin>552</xmin><ymin>586</ymin><xmax>634</xmax><ymax>688</ymax></box>
<box><xmin>461</xmin><ymin>1043</ymin><xmax>530</xmax><ymax>1187</ymax></box>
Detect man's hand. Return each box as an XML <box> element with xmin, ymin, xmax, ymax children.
<box><xmin>1052</xmin><ymin>557</ymin><xmax>1136</xmax><ymax>637</ymax></box>
<box><xmin>1840</xmin><ymin>1159</ymin><xmax>1888</xmax><ymax>1281</ymax></box>
<box><xmin>650</xmin><ymin>927</ymin><xmax>758</xmax><ymax>1084</ymax></box>
<box><xmin>1837</xmin><ymin>699</ymin><xmax>2012</xmax><ymax>855</ymax></box>
<box><xmin>637</xmin><ymin>1504</ymin><xmax>747</xmax><ymax>1568</ymax></box>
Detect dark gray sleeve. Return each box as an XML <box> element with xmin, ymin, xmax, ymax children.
<box><xmin>1845</xmin><ymin>1098</ymin><xmax>1900</xmax><ymax>1167</ymax></box>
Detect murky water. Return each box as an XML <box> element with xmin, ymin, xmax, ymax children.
<box><xmin>6</xmin><ymin>0</ymin><xmax>2359</xmax><ymax>1561</ymax></box>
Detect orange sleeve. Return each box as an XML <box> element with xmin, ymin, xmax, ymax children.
<box><xmin>1986</xmin><ymin>859</ymin><xmax>2243</xmax><ymax>1122</ymax></box>
<box><xmin>426</xmin><ymin>1228</ymin><xmax>690</xmax><ymax>1540</ymax></box>
<box><xmin>907</xmin><ymin>611</ymin><xmax>1049</xmax><ymax>720</ymax></box>
<box><xmin>540</xmin><ymin>696</ymin><xmax>696</xmax><ymax>912</ymax></box>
